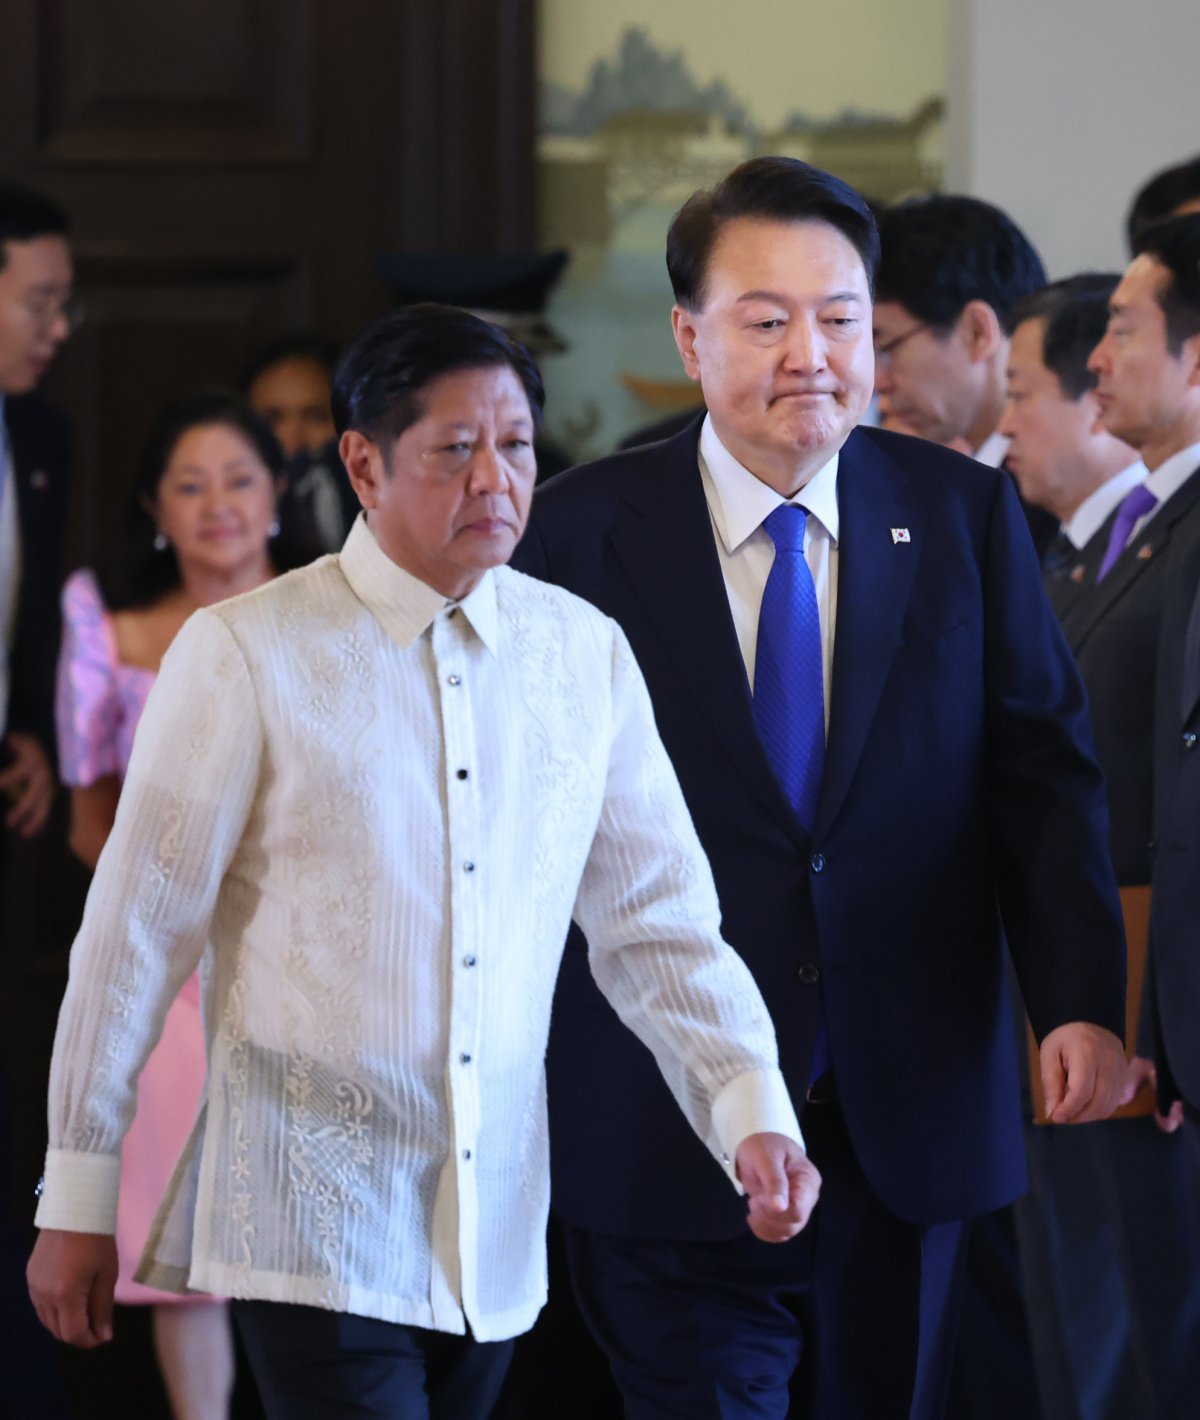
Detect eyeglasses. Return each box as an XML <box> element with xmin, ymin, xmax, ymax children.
<box><xmin>20</xmin><ymin>295</ymin><xmax>86</xmax><ymax>334</ymax></box>
<box><xmin>874</xmin><ymin>322</ymin><xmax>929</xmax><ymax>366</ymax></box>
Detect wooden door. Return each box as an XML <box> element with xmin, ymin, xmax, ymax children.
<box><xmin>0</xmin><ymin>0</ymin><xmax>537</xmax><ymax>567</ymax></box>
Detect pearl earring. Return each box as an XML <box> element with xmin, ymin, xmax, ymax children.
<box><xmin>153</xmin><ymin>531</ymin><xmax>169</xmax><ymax>552</ymax></box>
<box><xmin>268</xmin><ymin>518</ymin><xmax>281</xmax><ymax>538</ymax></box>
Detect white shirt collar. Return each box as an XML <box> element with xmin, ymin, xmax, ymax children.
<box><xmin>698</xmin><ymin>415</ymin><xmax>840</xmax><ymax>552</ymax></box>
<box><xmin>338</xmin><ymin>513</ymin><xmax>499</xmax><ymax>654</ymax></box>
<box><xmin>1062</xmin><ymin>461</ymin><xmax>1147</xmax><ymax>550</ymax></box>
<box><xmin>974</xmin><ymin>430</ymin><xmax>1010</xmax><ymax>468</ymax></box>
<box><xmin>1143</xmin><ymin>440</ymin><xmax>1200</xmax><ymax>510</ymax></box>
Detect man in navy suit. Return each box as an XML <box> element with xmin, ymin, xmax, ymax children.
<box><xmin>513</xmin><ymin>158</ymin><xmax>1128</xmax><ymax>1420</ymax></box>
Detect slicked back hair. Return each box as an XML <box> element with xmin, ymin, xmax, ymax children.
<box><xmin>332</xmin><ymin>303</ymin><xmax>545</xmax><ymax>451</ymax></box>
<box><xmin>875</xmin><ymin>195</ymin><xmax>1046</xmax><ymax>329</ymax></box>
<box><xmin>1005</xmin><ymin>273</ymin><xmax>1120</xmax><ymax>400</ymax></box>
<box><xmin>1127</xmin><ymin>154</ymin><xmax>1200</xmax><ymax>251</ymax></box>
<box><xmin>666</xmin><ymin>157</ymin><xmax>880</xmax><ymax>311</ymax></box>
<box><xmin>1132</xmin><ymin>214</ymin><xmax>1200</xmax><ymax>355</ymax></box>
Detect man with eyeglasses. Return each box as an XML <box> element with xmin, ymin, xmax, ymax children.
<box><xmin>0</xmin><ymin>178</ymin><xmax>75</xmax><ymax>1420</ymax></box>
<box><xmin>872</xmin><ymin>195</ymin><xmax>1057</xmax><ymax>561</ymax></box>
<box><xmin>0</xmin><ymin>180</ymin><xmax>76</xmax><ymax>842</ymax></box>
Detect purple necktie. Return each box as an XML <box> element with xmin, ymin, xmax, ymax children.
<box><xmin>1096</xmin><ymin>483</ymin><xmax>1158</xmax><ymax>582</ymax></box>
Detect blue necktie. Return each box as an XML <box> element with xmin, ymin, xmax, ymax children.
<box><xmin>753</xmin><ymin>505</ymin><xmax>825</xmax><ymax>832</ymax></box>
<box><xmin>754</xmin><ymin>505</ymin><xmax>830</xmax><ymax>1083</ymax></box>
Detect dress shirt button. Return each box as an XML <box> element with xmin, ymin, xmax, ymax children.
<box><xmin>463</xmin><ymin>861</ymin><xmax>475</xmax><ymax>873</ymax></box>
<box><xmin>1184</xmin><ymin>732</ymin><xmax>1198</xmax><ymax>750</ymax></box>
<box><xmin>447</xmin><ymin>674</ymin><xmax>462</xmax><ymax>687</ymax></box>
<box><xmin>462</xmin><ymin>1148</ymin><xmax>472</xmax><ymax>1161</ymax></box>
<box><xmin>463</xmin><ymin>954</ymin><xmax>477</xmax><ymax>968</ymax></box>
<box><xmin>456</xmin><ymin>768</ymin><xmax>469</xmax><ymax>780</ymax></box>
<box><xmin>799</xmin><ymin>963</ymin><xmax>822</xmax><ymax>985</ymax></box>
<box><xmin>810</xmin><ymin>853</ymin><xmax>826</xmax><ymax>874</ymax></box>
<box><xmin>460</xmin><ymin>1052</ymin><xmax>472</xmax><ymax>1065</ymax></box>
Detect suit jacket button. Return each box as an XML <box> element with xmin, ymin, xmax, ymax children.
<box><xmin>810</xmin><ymin>852</ymin><xmax>826</xmax><ymax>873</ymax></box>
<box><xmin>1184</xmin><ymin>732</ymin><xmax>1198</xmax><ymax>750</ymax></box>
<box><xmin>799</xmin><ymin>963</ymin><xmax>821</xmax><ymax>985</ymax></box>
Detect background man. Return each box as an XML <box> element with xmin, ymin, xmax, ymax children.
<box><xmin>515</xmin><ymin>158</ymin><xmax>1128</xmax><ymax>1420</ymax></box>
<box><xmin>1000</xmin><ymin>275</ymin><xmax>1145</xmax><ymax>602</ymax></box>
<box><xmin>1105</xmin><ymin>212</ymin><xmax>1200</xmax><ymax>1258</ymax></box>
<box><xmin>0</xmin><ymin>180</ymin><xmax>74</xmax><ymax>842</ymax></box>
<box><xmin>872</xmin><ymin>194</ymin><xmax>1056</xmax><ymax>557</ymax></box>
<box><xmin>1003</xmin><ymin>266</ymin><xmax>1200</xmax><ymax>1420</ymax></box>
<box><xmin>27</xmin><ymin>305</ymin><xmax>816</xmax><ymax>1419</ymax></box>
<box><xmin>0</xmin><ymin>178</ymin><xmax>74</xmax><ymax>1420</ymax></box>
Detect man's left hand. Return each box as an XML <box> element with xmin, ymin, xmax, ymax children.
<box><xmin>1039</xmin><ymin>1021</ymin><xmax>1127</xmax><ymax>1123</ymax></box>
<box><xmin>735</xmin><ymin>1131</ymin><xmax>821</xmax><ymax>1243</ymax></box>
<box><xmin>0</xmin><ymin>732</ymin><xmax>55</xmax><ymax>837</ymax></box>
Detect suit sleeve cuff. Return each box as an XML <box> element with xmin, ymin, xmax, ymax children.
<box><xmin>34</xmin><ymin>1150</ymin><xmax>120</xmax><ymax>1235</ymax></box>
<box><xmin>711</xmin><ymin>1068</ymin><xmax>805</xmax><ymax>1194</ymax></box>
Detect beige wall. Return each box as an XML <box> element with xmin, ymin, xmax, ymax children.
<box><xmin>946</xmin><ymin>0</ymin><xmax>1200</xmax><ymax>274</ymax></box>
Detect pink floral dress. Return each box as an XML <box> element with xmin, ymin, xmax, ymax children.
<box><xmin>56</xmin><ymin>569</ymin><xmax>214</xmax><ymax>1306</ymax></box>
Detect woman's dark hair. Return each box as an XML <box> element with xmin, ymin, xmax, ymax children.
<box><xmin>331</xmin><ymin>302</ymin><xmax>545</xmax><ymax>446</ymax></box>
<box><xmin>237</xmin><ymin>331</ymin><xmax>341</xmax><ymax>394</ymax></box>
<box><xmin>96</xmin><ymin>390</ymin><xmax>321</xmax><ymax>611</ymax></box>
<box><xmin>666</xmin><ymin>157</ymin><xmax>880</xmax><ymax>310</ymax></box>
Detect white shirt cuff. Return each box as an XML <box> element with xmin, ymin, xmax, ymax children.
<box><xmin>34</xmin><ymin>1150</ymin><xmax>121</xmax><ymax>1235</ymax></box>
<box><xmin>710</xmin><ymin>1067</ymin><xmax>805</xmax><ymax>1193</ymax></box>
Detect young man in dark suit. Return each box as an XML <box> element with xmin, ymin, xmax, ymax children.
<box><xmin>0</xmin><ymin>177</ymin><xmax>74</xmax><ymax>1420</ymax></box>
<box><xmin>0</xmin><ymin>181</ymin><xmax>74</xmax><ymax>838</ymax></box>
<box><xmin>512</xmin><ymin>158</ymin><xmax>1128</xmax><ymax>1420</ymax></box>
<box><xmin>1107</xmin><ymin>216</ymin><xmax>1200</xmax><ymax>1175</ymax></box>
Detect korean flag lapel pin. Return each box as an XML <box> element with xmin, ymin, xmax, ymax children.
<box><xmin>890</xmin><ymin>527</ymin><xmax>911</xmax><ymax>545</ymax></box>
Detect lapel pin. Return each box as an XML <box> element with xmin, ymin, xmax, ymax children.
<box><xmin>890</xmin><ymin>528</ymin><xmax>911</xmax><ymax>544</ymax></box>
<box><xmin>30</xmin><ymin>470</ymin><xmax>49</xmax><ymax>491</ymax></box>
<box><xmin>1070</xmin><ymin>564</ymin><xmax>1085</xmax><ymax>583</ymax></box>
<box><xmin>1137</xmin><ymin>543</ymin><xmax>1153</xmax><ymax>560</ymax></box>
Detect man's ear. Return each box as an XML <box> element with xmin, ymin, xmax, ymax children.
<box><xmin>672</xmin><ymin>305</ymin><xmax>702</xmax><ymax>382</ymax></box>
<box><xmin>958</xmin><ymin>299</ymin><xmax>1005</xmax><ymax>364</ymax></box>
<box><xmin>1182</xmin><ymin>331</ymin><xmax>1200</xmax><ymax>389</ymax></box>
<box><xmin>339</xmin><ymin>430</ymin><xmax>385</xmax><ymax>509</ymax></box>
<box><xmin>1081</xmin><ymin>388</ymin><xmax>1108</xmax><ymax>438</ymax></box>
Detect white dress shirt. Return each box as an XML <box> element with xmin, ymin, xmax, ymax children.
<box><xmin>697</xmin><ymin>416</ymin><xmax>838</xmax><ymax>729</ymax></box>
<box><xmin>1129</xmin><ymin>440</ymin><xmax>1200</xmax><ymax>542</ymax></box>
<box><xmin>1062</xmin><ymin>461</ymin><xmax>1148</xmax><ymax>551</ymax></box>
<box><xmin>974</xmin><ymin>430</ymin><xmax>1010</xmax><ymax>469</ymax></box>
<box><xmin>0</xmin><ymin>400</ymin><xmax>21</xmax><ymax>737</ymax></box>
<box><xmin>36</xmin><ymin>516</ymin><xmax>800</xmax><ymax>1342</ymax></box>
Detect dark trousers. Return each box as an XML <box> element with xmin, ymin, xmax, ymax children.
<box><xmin>562</xmin><ymin>1097</ymin><xmax>969</xmax><ymax>1420</ymax></box>
<box><xmin>232</xmin><ymin>1301</ymin><xmax>513</xmax><ymax>1420</ymax></box>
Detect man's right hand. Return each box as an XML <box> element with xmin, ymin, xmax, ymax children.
<box><xmin>27</xmin><ymin>1229</ymin><xmax>118</xmax><ymax>1347</ymax></box>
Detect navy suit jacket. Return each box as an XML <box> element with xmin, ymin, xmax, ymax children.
<box><xmin>514</xmin><ymin>419</ymin><xmax>1125</xmax><ymax>1236</ymax></box>
<box><xmin>4</xmin><ymin>393</ymin><xmax>71</xmax><ymax>755</ymax></box>
<box><xmin>1054</xmin><ymin>466</ymin><xmax>1200</xmax><ymax>885</ymax></box>
<box><xmin>1144</xmin><ymin>496</ymin><xmax>1200</xmax><ymax>1109</ymax></box>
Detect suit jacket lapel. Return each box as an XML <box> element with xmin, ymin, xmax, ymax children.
<box><xmin>1181</xmin><ymin>562</ymin><xmax>1200</xmax><ymax>725</ymax></box>
<box><xmin>606</xmin><ymin>427</ymin><xmax>805</xmax><ymax>844</ymax></box>
<box><xmin>814</xmin><ymin>431</ymin><xmax>923</xmax><ymax>839</ymax></box>
<box><xmin>1061</xmin><ymin>467</ymin><xmax>1200</xmax><ymax>651</ymax></box>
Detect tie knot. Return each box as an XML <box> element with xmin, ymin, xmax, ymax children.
<box><xmin>1121</xmin><ymin>483</ymin><xmax>1158</xmax><ymax>521</ymax></box>
<box><xmin>763</xmin><ymin>503</ymin><xmax>808</xmax><ymax>554</ymax></box>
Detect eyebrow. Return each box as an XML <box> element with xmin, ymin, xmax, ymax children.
<box><xmin>735</xmin><ymin>289</ymin><xmax>863</xmax><ymax>306</ymax></box>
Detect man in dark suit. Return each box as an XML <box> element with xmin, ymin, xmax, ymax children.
<box><xmin>871</xmin><ymin>195</ymin><xmax>1058</xmax><ymax>560</ymax></box>
<box><xmin>0</xmin><ymin>181</ymin><xmax>74</xmax><ymax>837</ymax></box>
<box><xmin>513</xmin><ymin>158</ymin><xmax>1128</xmax><ymax>1420</ymax></box>
<box><xmin>0</xmin><ymin>178</ymin><xmax>74</xmax><ymax>1420</ymax></box>
<box><xmin>1000</xmin><ymin>270</ymin><xmax>1200</xmax><ymax>1420</ymax></box>
<box><xmin>1107</xmin><ymin>216</ymin><xmax>1200</xmax><ymax>1176</ymax></box>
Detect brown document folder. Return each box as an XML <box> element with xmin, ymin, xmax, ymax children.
<box><xmin>1028</xmin><ymin>884</ymin><xmax>1153</xmax><ymax>1123</ymax></box>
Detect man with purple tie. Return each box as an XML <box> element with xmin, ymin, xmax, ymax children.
<box><xmin>513</xmin><ymin>158</ymin><xmax>1129</xmax><ymax>1420</ymax></box>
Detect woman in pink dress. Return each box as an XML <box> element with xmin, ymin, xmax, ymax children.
<box><xmin>56</xmin><ymin>391</ymin><xmax>317</xmax><ymax>1419</ymax></box>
